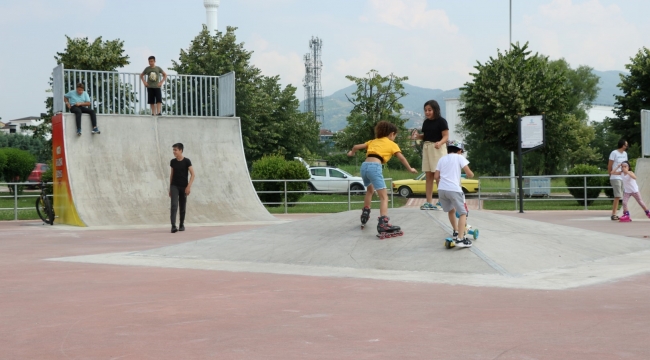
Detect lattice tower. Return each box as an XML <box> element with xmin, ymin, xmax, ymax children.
<box><xmin>303</xmin><ymin>37</ymin><xmax>324</xmax><ymax>125</ymax></box>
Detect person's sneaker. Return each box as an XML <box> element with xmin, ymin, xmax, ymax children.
<box><xmin>91</xmin><ymin>127</ymin><xmax>101</xmax><ymax>134</ymax></box>
<box><xmin>420</xmin><ymin>202</ymin><xmax>436</xmax><ymax>210</ymax></box>
<box><xmin>76</xmin><ymin>129</ymin><xmax>82</xmax><ymax>136</ymax></box>
<box><xmin>179</xmin><ymin>224</ymin><xmax>185</xmax><ymax>231</ymax></box>
<box><xmin>171</xmin><ymin>225</ymin><xmax>178</xmax><ymax>233</ymax></box>
<box><xmin>452</xmin><ymin>230</ymin><xmax>459</xmax><ymax>238</ymax></box>
<box><xmin>619</xmin><ymin>214</ymin><xmax>631</xmax><ymax>222</ymax></box>
<box><xmin>454</xmin><ymin>238</ymin><xmax>472</xmax><ymax>248</ymax></box>
<box><xmin>646</xmin><ymin>210</ymin><xmax>650</xmax><ymax>219</ymax></box>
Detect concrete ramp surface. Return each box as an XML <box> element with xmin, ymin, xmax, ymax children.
<box><xmin>51</xmin><ymin>114</ymin><xmax>275</xmax><ymax>227</ymax></box>
<box><xmin>51</xmin><ymin>208</ymin><xmax>650</xmax><ymax>290</ymax></box>
<box><xmin>629</xmin><ymin>158</ymin><xmax>650</xmax><ymax>220</ymax></box>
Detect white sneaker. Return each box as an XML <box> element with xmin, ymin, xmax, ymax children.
<box><xmin>454</xmin><ymin>238</ymin><xmax>472</xmax><ymax>248</ymax></box>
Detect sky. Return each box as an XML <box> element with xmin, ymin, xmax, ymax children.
<box><xmin>1</xmin><ymin>0</ymin><xmax>649</xmax><ymax>122</ymax></box>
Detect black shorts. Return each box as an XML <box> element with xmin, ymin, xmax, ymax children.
<box><xmin>147</xmin><ymin>87</ymin><xmax>162</xmax><ymax>104</ymax></box>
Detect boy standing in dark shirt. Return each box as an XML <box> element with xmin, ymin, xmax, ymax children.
<box><xmin>169</xmin><ymin>143</ymin><xmax>195</xmax><ymax>233</ymax></box>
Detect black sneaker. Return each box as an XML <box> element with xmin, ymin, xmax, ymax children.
<box><xmin>91</xmin><ymin>127</ymin><xmax>101</xmax><ymax>134</ymax></box>
<box><xmin>179</xmin><ymin>224</ymin><xmax>185</xmax><ymax>231</ymax></box>
<box><xmin>171</xmin><ymin>225</ymin><xmax>178</xmax><ymax>233</ymax></box>
<box><xmin>452</xmin><ymin>230</ymin><xmax>459</xmax><ymax>238</ymax></box>
<box><xmin>76</xmin><ymin>129</ymin><xmax>82</xmax><ymax>136</ymax></box>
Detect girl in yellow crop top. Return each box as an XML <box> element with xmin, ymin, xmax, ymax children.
<box><xmin>347</xmin><ymin>121</ymin><xmax>417</xmax><ymax>231</ymax></box>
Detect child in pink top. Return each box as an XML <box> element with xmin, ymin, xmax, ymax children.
<box><xmin>611</xmin><ymin>161</ymin><xmax>650</xmax><ymax>222</ymax></box>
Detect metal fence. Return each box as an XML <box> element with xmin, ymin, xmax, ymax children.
<box><xmin>477</xmin><ymin>174</ymin><xmax>614</xmax><ymax>211</ymax></box>
<box><xmin>252</xmin><ymin>179</ymin><xmax>394</xmax><ymax>214</ymax></box>
<box><xmin>52</xmin><ymin>65</ymin><xmax>236</xmax><ymax>117</ymax></box>
<box><xmin>0</xmin><ymin>182</ymin><xmax>52</xmax><ymax>221</ymax></box>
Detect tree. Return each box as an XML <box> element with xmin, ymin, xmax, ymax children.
<box><xmin>610</xmin><ymin>47</ymin><xmax>650</xmax><ymax>146</ymax></box>
<box><xmin>0</xmin><ymin>148</ymin><xmax>35</xmax><ymax>194</ymax></box>
<box><xmin>32</xmin><ymin>36</ymin><xmax>131</xmax><ymax>140</ymax></box>
<box><xmin>333</xmin><ymin>70</ymin><xmax>409</xmax><ymax>152</ymax></box>
<box><xmin>0</xmin><ymin>132</ymin><xmax>50</xmax><ymax>163</ymax></box>
<box><xmin>459</xmin><ymin>43</ymin><xmax>600</xmax><ymax>175</ymax></box>
<box><xmin>171</xmin><ymin>26</ymin><xmax>320</xmax><ymax>163</ymax></box>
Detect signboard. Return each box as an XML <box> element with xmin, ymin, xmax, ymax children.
<box><xmin>521</xmin><ymin>115</ymin><xmax>544</xmax><ymax>148</ymax></box>
<box><xmin>642</xmin><ymin>110</ymin><xmax>650</xmax><ymax>157</ymax></box>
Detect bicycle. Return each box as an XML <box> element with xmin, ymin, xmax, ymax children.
<box><xmin>36</xmin><ymin>181</ymin><xmax>55</xmax><ymax>225</ymax></box>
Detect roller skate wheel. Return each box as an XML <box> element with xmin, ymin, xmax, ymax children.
<box><xmin>445</xmin><ymin>240</ymin><xmax>452</xmax><ymax>249</ymax></box>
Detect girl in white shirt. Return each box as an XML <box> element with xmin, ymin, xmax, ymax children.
<box><xmin>612</xmin><ymin>161</ymin><xmax>650</xmax><ymax>222</ymax></box>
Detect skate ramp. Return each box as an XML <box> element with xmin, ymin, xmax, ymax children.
<box><xmin>629</xmin><ymin>158</ymin><xmax>650</xmax><ymax>221</ymax></box>
<box><xmin>52</xmin><ymin>113</ymin><xmax>275</xmax><ymax>227</ymax></box>
<box><xmin>51</xmin><ymin>208</ymin><xmax>650</xmax><ymax>289</ymax></box>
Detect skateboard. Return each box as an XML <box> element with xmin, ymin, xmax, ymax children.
<box><xmin>444</xmin><ymin>227</ymin><xmax>478</xmax><ymax>249</ymax></box>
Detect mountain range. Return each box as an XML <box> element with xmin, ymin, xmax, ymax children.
<box><xmin>305</xmin><ymin>70</ymin><xmax>625</xmax><ymax>131</ymax></box>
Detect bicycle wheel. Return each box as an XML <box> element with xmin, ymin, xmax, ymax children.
<box><xmin>36</xmin><ymin>196</ymin><xmax>54</xmax><ymax>225</ymax></box>
<box><xmin>45</xmin><ymin>196</ymin><xmax>55</xmax><ymax>225</ymax></box>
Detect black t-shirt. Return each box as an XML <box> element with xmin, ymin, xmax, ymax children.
<box><xmin>421</xmin><ymin>117</ymin><xmax>449</xmax><ymax>142</ymax></box>
<box><xmin>170</xmin><ymin>157</ymin><xmax>192</xmax><ymax>187</ymax></box>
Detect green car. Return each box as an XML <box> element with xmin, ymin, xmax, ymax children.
<box><xmin>391</xmin><ymin>173</ymin><xmax>479</xmax><ymax>197</ymax></box>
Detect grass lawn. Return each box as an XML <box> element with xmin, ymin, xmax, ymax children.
<box><xmin>264</xmin><ymin>193</ymin><xmax>408</xmax><ymax>214</ymax></box>
<box><xmin>0</xmin><ymin>191</ymin><xmax>41</xmax><ymax>221</ymax></box>
<box><xmin>482</xmin><ymin>199</ymin><xmax>615</xmax><ymax>211</ymax></box>
<box><xmin>478</xmin><ymin>177</ymin><xmax>573</xmax><ymax>194</ymax></box>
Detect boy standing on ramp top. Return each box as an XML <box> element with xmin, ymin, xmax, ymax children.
<box><xmin>141</xmin><ymin>55</ymin><xmax>167</xmax><ymax>116</ymax></box>
<box><xmin>169</xmin><ymin>143</ymin><xmax>195</xmax><ymax>233</ymax></box>
<box><xmin>434</xmin><ymin>140</ymin><xmax>474</xmax><ymax>248</ymax></box>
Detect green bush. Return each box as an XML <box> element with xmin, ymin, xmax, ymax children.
<box><xmin>565</xmin><ymin>164</ymin><xmax>603</xmax><ymax>206</ymax></box>
<box><xmin>322</xmin><ymin>153</ymin><xmax>355</xmax><ymax>167</ymax></box>
<box><xmin>0</xmin><ymin>150</ymin><xmax>7</xmax><ymax>176</ymax></box>
<box><xmin>0</xmin><ymin>147</ymin><xmax>36</xmax><ymax>195</ymax></box>
<box><xmin>251</xmin><ymin>155</ymin><xmax>309</xmax><ymax>206</ymax></box>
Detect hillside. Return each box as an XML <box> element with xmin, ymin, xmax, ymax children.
<box><xmin>308</xmin><ymin>70</ymin><xmax>624</xmax><ymax>131</ymax></box>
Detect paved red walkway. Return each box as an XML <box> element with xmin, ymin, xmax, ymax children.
<box><xmin>1</xmin><ymin>212</ymin><xmax>649</xmax><ymax>359</ymax></box>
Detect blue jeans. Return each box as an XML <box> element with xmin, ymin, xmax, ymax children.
<box><xmin>360</xmin><ymin>162</ymin><xmax>385</xmax><ymax>190</ymax></box>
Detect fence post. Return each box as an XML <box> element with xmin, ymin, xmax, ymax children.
<box><xmin>14</xmin><ymin>184</ymin><xmax>18</xmax><ymax>221</ymax></box>
<box><xmin>477</xmin><ymin>177</ymin><xmax>481</xmax><ymax>210</ymax></box>
<box><xmin>514</xmin><ymin>182</ymin><xmax>518</xmax><ymax>211</ymax></box>
<box><xmin>390</xmin><ymin>179</ymin><xmax>394</xmax><ymax>208</ymax></box>
<box><xmin>583</xmin><ymin>176</ymin><xmax>587</xmax><ymax>210</ymax></box>
<box><xmin>348</xmin><ymin>179</ymin><xmax>351</xmax><ymax>211</ymax></box>
<box><xmin>284</xmin><ymin>180</ymin><xmax>288</xmax><ymax>214</ymax></box>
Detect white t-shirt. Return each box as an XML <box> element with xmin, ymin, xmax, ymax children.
<box><xmin>436</xmin><ymin>153</ymin><xmax>469</xmax><ymax>193</ymax></box>
<box><xmin>609</xmin><ymin>150</ymin><xmax>628</xmax><ymax>180</ymax></box>
<box><xmin>622</xmin><ymin>173</ymin><xmax>639</xmax><ymax>193</ymax></box>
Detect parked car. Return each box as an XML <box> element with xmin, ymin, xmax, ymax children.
<box><xmin>308</xmin><ymin>166</ymin><xmax>366</xmax><ymax>193</ymax></box>
<box><xmin>26</xmin><ymin>163</ymin><xmax>49</xmax><ymax>188</ymax></box>
<box><xmin>392</xmin><ymin>172</ymin><xmax>479</xmax><ymax>197</ymax></box>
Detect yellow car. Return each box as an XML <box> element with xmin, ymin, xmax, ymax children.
<box><xmin>392</xmin><ymin>173</ymin><xmax>479</xmax><ymax>197</ymax></box>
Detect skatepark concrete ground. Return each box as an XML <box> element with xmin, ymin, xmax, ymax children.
<box><xmin>2</xmin><ymin>210</ymin><xmax>650</xmax><ymax>359</ymax></box>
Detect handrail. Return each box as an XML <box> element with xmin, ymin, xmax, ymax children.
<box><xmin>477</xmin><ymin>174</ymin><xmax>613</xmax><ymax>211</ymax></box>
<box><xmin>0</xmin><ymin>182</ymin><xmax>53</xmax><ymax>221</ymax></box>
<box><xmin>251</xmin><ymin>178</ymin><xmax>394</xmax><ymax>214</ymax></box>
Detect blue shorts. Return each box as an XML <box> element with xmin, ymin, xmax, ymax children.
<box><xmin>360</xmin><ymin>162</ymin><xmax>385</xmax><ymax>190</ymax></box>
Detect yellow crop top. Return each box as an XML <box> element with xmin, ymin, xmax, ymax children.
<box><xmin>365</xmin><ymin>137</ymin><xmax>401</xmax><ymax>163</ymax></box>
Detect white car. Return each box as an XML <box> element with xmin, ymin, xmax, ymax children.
<box><xmin>307</xmin><ymin>166</ymin><xmax>366</xmax><ymax>193</ymax></box>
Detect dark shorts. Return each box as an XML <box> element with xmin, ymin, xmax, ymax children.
<box><xmin>147</xmin><ymin>87</ymin><xmax>162</xmax><ymax>104</ymax></box>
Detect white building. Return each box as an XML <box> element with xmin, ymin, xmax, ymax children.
<box><xmin>204</xmin><ymin>0</ymin><xmax>220</xmax><ymax>33</ymax></box>
<box><xmin>0</xmin><ymin>116</ymin><xmax>44</xmax><ymax>136</ymax></box>
<box><xmin>587</xmin><ymin>104</ymin><xmax>615</xmax><ymax>123</ymax></box>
